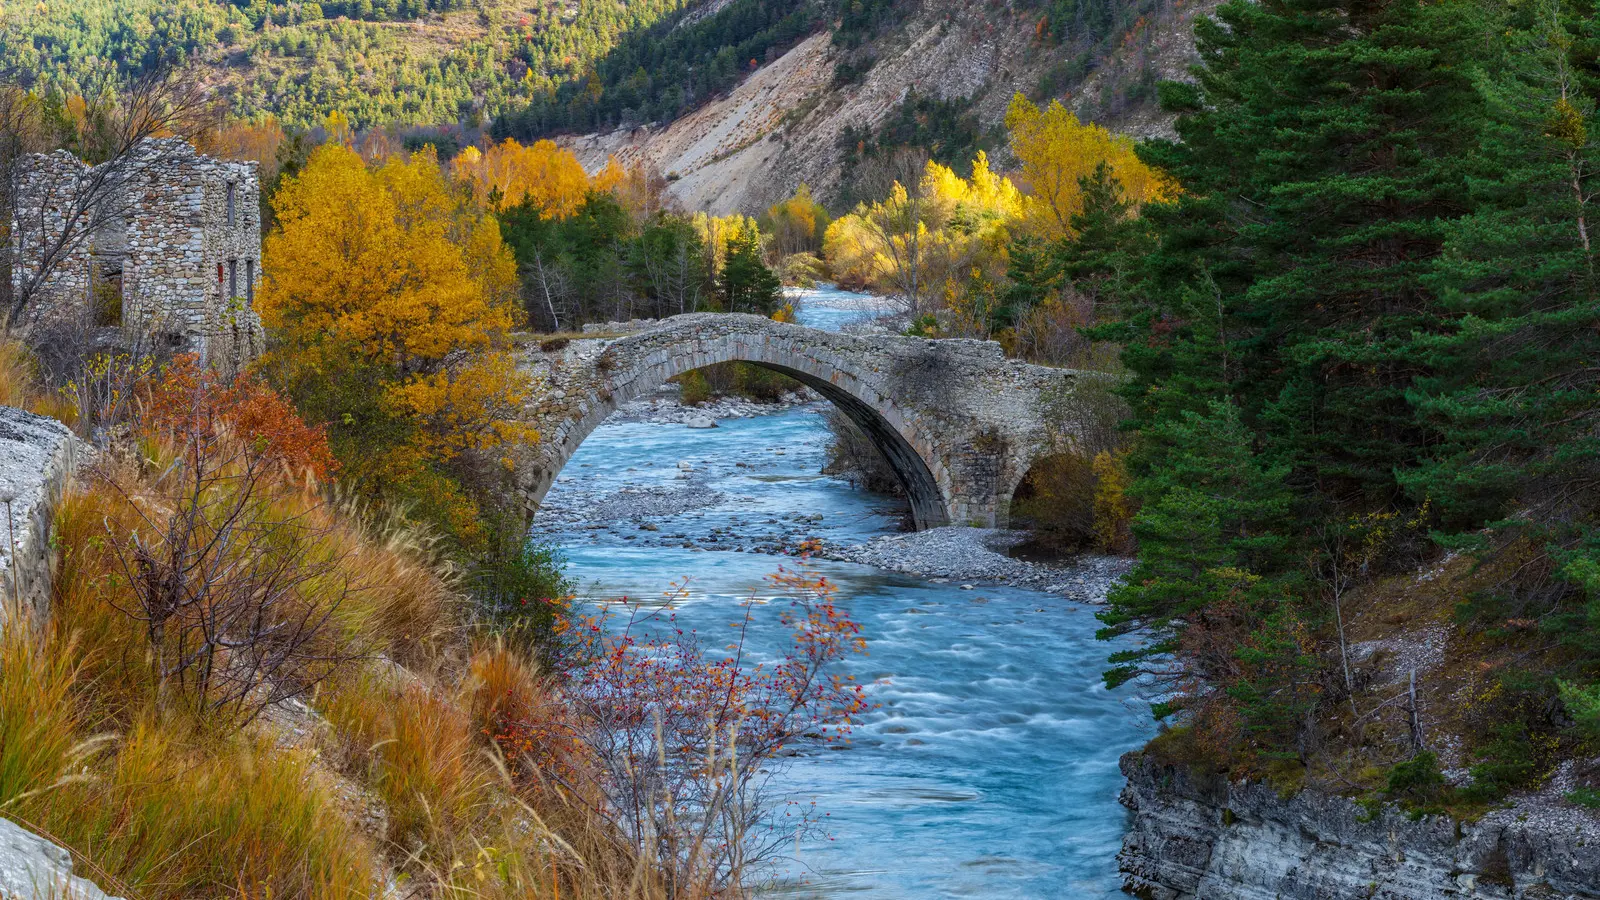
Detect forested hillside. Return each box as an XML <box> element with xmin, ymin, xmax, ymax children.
<box><xmin>0</xmin><ymin>0</ymin><xmax>1190</xmax><ymax>183</ymax></box>
<box><xmin>0</xmin><ymin>0</ymin><xmax>773</xmax><ymax>128</ymax></box>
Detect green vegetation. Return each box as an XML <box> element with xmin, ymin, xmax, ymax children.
<box><xmin>495</xmin><ymin>0</ymin><xmax>825</xmax><ymax>138</ymax></box>
<box><xmin>498</xmin><ymin>190</ymin><xmax>781</xmax><ymax>328</ymax></box>
<box><xmin>0</xmin><ymin>0</ymin><xmax>826</xmax><ymax>132</ymax></box>
<box><xmin>1047</xmin><ymin>0</ymin><xmax>1600</xmax><ymax>800</ymax></box>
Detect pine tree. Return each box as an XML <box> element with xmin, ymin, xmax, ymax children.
<box><xmin>1408</xmin><ymin>0</ymin><xmax>1600</xmax><ymax>534</ymax></box>
<box><xmin>1405</xmin><ymin>0</ymin><xmax>1600</xmax><ymax>683</ymax></box>
<box><xmin>718</xmin><ymin>229</ymin><xmax>781</xmax><ymax>314</ymax></box>
<box><xmin>1056</xmin><ymin>161</ymin><xmax>1151</xmax><ymax>314</ymax></box>
<box><xmin>1127</xmin><ymin>0</ymin><xmax>1487</xmax><ymax>507</ymax></box>
<box><xmin>1099</xmin><ymin>400</ymin><xmax>1294</xmax><ymax>706</ymax></box>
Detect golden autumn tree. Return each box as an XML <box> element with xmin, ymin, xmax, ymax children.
<box><xmin>824</xmin><ymin>153</ymin><xmax>1023</xmax><ymax>320</ymax></box>
<box><xmin>766</xmin><ymin>184</ymin><xmax>829</xmax><ymax>259</ymax></box>
<box><xmin>591</xmin><ymin>155</ymin><xmax>629</xmax><ymax>195</ymax></box>
<box><xmin>1004</xmin><ymin>94</ymin><xmax>1174</xmax><ymax>238</ymax></box>
<box><xmin>451</xmin><ymin>138</ymin><xmax>590</xmax><ymax>217</ymax></box>
<box><xmin>261</xmin><ymin>143</ymin><xmax>533</xmax><ymax>547</ymax></box>
<box><xmin>203</xmin><ymin>116</ymin><xmax>286</xmax><ymax>179</ymax></box>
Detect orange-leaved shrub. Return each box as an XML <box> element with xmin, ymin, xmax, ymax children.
<box><xmin>141</xmin><ymin>353</ymin><xmax>338</xmax><ymax>481</ymax></box>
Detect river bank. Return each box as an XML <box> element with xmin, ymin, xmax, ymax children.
<box><xmin>607</xmin><ymin>381</ymin><xmax>817</xmax><ymax>426</ymax></box>
<box><xmin>536</xmin><ymin>405</ymin><xmax>1126</xmax><ymax>600</ymax></box>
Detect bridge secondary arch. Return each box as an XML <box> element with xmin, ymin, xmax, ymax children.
<box><xmin>511</xmin><ymin>314</ymin><xmax>1078</xmax><ymax>531</ymax></box>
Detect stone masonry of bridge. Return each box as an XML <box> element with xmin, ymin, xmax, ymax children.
<box><xmin>511</xmin><ymin>314</ymin><xmax>1084</xmax><ymax>530</ymax></box>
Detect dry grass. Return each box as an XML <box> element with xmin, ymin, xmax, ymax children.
<box><xmin>319</xmin><ymin>496</ymin><xmax>460</xmax><ymax>666</ymax></box>
<box><xmin>3</xmin><ymin>384</ymin><xmax>674</xmax><ymax>899</ymax></box>
<box><xmin>0</xmin><ymin>339</ymin><xmax>76</xmax><ymax>424</ymax></box>
<box><xmin>0</xmin><ymin>615</ymin><xmax>83</xmax><ymax>812</ymax></box>
<box><xmin>318</xmin><ymin>651</ymin><xmax>664</xmax><ymax>900</ymax></box>
<box><xmin>321</xmin><ymin>669</ymin><xmax>495</xmax><ymax>861</ymax></box>
<box><xmin>0</xmin><ymin>610</ymin><xmax>376</xmax><ymax>900</ymax></box>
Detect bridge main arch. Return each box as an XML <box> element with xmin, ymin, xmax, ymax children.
<box><xmin>511</xmin><ymin>314</ymin><xmax>1078</xmax><ymax>531</ymax></box>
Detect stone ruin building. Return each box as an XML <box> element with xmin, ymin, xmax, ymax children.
<box><xmin>9</xmin><ymin>138</ymin><xmax>263</xmax><ymax>371</ymax></box>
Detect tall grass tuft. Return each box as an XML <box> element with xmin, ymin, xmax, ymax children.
<box><xmin>0</xmin><ymin>339</ymin><xmax>76</xmax><ymax>423</ymax></box>
<box><xmin>1</xmin><ymin>601</ymin><xmax>375</xmax><ymax>899</ymax></box>
<box><xmin>321</xmin><ymin>669</ymin><xmax>494</xmax><ymax>862</ymax></box>
<box><xmin>0</xmin><ymin>614</ymin><xmax>84</xmax><ymax>811</ymax></box>
<box><xmin>26</xmin><ymin>720</ymin><xmax>376</xmax><ymax>899</ymax></box>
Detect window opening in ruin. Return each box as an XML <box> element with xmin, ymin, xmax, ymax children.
<box><xmin>246</xmin><ymin>259</ymin><xmax>255</xmax><ymax>303</ymax></box>
<box><xmin>227</xmin><ymin>182</ymin><xmax>237</xmax><ymax>226</ymax></box>
<box><xmin>229</xmin><ymin>259</ymin><xmax>239</xmax><ymax>299</ymax></box>
<box><xmin>217</xmin><ymin>262</ymin><xmax>225</xmax><ymax>296</ymax></box>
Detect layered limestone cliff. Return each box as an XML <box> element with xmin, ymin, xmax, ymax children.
<box><xmin>1118</xmin><ymin>752</ymin><xmax>1600</xmax><ymax>900</ymax></box>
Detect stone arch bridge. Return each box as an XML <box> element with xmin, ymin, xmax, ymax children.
<box><xmin>511</xmin><ymin>314</ymin><xmax>1087</xmax><ymax>529</ymax></box>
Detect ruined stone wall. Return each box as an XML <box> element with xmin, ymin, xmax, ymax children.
<box><xmin>8</xmin><ymin>139</ymin><xmax>262</xmax><ymax>370</ymax></box>
<box><xmin>122</xmin><ymin>139</ymin><xmax>263</xmax><ymax>368</ymax></box>
<box><xmin>0</xmin><ymin>407</ymin><xmax>79</xmax><ymax>631</ymax></box>
<box><xmin>8</xmin><ymin>150</ymin><xmax>95</xmax><ymax>322</ymax></box>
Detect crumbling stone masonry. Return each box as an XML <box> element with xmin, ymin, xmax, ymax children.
<box><xmin>9</xmin><ymin>138</ymin><xmax>262</xmax><ymax>370</ymax></box>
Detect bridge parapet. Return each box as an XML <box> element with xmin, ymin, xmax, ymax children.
<box><xmin>512</xmin><ymin>314</ymin><xmax>1082</xmax><ymax>529</ymax></box>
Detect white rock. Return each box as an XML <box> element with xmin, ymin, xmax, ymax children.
<box><xmin>684</xmin><ymin>416</ymin><xmax>717</xmax><ymax>429</ymax></box>
<box><xmin>0</xmin><ymin>817</ymin><xmax>124</xmax><ymax>900</ymax></box>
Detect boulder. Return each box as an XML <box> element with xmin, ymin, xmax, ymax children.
<box><xmin>0</xmin><ymin>817</ymin><xmax>124</xmax><ymax>900</ymax></box>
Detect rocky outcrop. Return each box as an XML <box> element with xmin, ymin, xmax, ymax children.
<box><xmin>0</xmin><ymin>406</ymin><xmax>78</xmax><ymax>629</ymax></box>
<box><xmin>0</xmin><ymin>816</ymin><xmax>123</xmax><ymax>900</ymax></box>
<box><xmin>1119</xmin><ymin>752</ymin><xmax>1600</xmax><ymax>900</ymax></box>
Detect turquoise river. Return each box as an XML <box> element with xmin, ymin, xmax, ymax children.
<box><xmin>530</xmin><ymin>288</ymin><xmax>1148</xmax><ymax>898</ymax></box>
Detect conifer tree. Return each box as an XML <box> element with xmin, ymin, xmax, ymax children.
<box><xmin>1099</xmin><ymin>401</ymin><xmax>1294</xmax><ymax>704</ymax></box>
<box><xmin>1407</xmin><ymin>0</ymin><xmax>1600</xmax><ymax>673</ymax></box>
<box><xmin>1409</xmin><ymin>0</ymin><xmax>1600</xmax><ymax>534</ymax></box>
<box><xmin>1128</xmin><ymin>0</ymin><xmax>1487</xmax><ymax>506</ymax></box>
<box><xmin>718</xmin><ymin>229</ymin><xmax>782</xmax><ymax>314</ymax></box>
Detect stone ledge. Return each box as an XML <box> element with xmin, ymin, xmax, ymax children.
<box><xmin>0</xmin><ymin>406</ymin><xmax>79</xmax><ymax>627</ymax></box>
<box><xmin>1119</xmin><ymin>751</ymin><xmax>1600</xmax><ymax>900</ymax></box>
<box><xmin>0</xmin><ymin>816</ymin><xmax>123</xmax><ymax>900</ymax></box>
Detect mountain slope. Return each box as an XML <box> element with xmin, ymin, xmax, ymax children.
<box><xmin>564</xmin><ymin>0</ymin><xmax>1219</xmax><ymax>214</ymax></box>
<box><xmin>2</xmin><ymin>0</ymin><xmax>1215</xmax><ymax>212</ymax></box>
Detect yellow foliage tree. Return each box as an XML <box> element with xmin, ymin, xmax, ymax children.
<box><xmin>821</xmin><ymin>213</ymin><xmax>879</xmax><ymax>289</ymax></box>
<box><xmin>1005</xmin><ymin>94</ymin><xmax>1174</xmax><ymax>238</ymax></box>
<box><xmin>766</xmin><ymin>183</ymin><xmax>829</xmax><ymax>258</ymax></box>
<box><xmin>1091</xmin><ymin>448</ymin><xmax>1134</xmax><ymax>553</ymax></box>
<box><xmin>824</xmin><ymin>154</ymin><xmax>1023</xmax><ymax>317</ymax></box>
<box><xmin>261</xmin><ymin>143</ymin><xmax>531</xmax><ymax>462</ymax></box>
<box><xmin>691</xmin><ymin>212</ymin><xmax>762</xmax><ymax>280</ymax></box>
<box><xmin>204</xmin><ymin>116</ymin><xmax>286</xmax><ymax>180</ymax></box>
<box><xmin>601</xmin><ymin>156</ymin><xmax>670</xmax><ymax>224</ymax></box>
<box><xmin>388</xmin><ymin>350</ymin><xmax>535</xmax><ymax>462</ymax></box>
<box><xmin>591</xmin><ymin>155</ymin><xmax>629</xmax><ymax>195</ymax></box>
<box><xmin>451</xmin><ymin>138</ymin><xmax>591</xmax><ymax>218</ymax></box>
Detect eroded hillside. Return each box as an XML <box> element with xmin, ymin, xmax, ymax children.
<box><xmin>564</xmin><ymin>0</ymin><xmax>1219</xmax><ymax>214</ymax></box>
